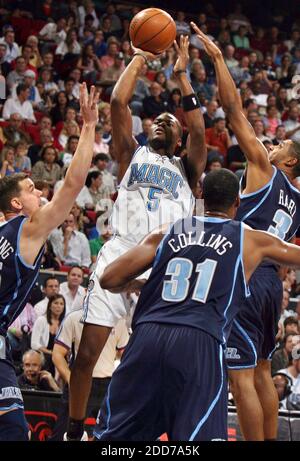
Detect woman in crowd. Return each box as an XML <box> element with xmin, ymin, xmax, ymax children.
<box><xmin>31</xmin><ymin>294</ymin><xmax>66</xmax><ymax>377</ymax></box>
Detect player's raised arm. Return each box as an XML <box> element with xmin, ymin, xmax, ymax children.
<box><xmin>24</xmin><ymin>83</ymin><xmax>99</xmax><ymax>241</ymax></box>
<box><xmin>191</xmin><ymin>23</ymin><xmax>273</xmax><ymax>191</ymax></box>
<box><xmin>243</xmin><ymin>227</ymin><xmax>300</xmax><ymax>281</ymax></box>
<box><xmin>110</xmin><ymin>48</ymin><xmax>158</xmax><ymax>181</ymax></box>
<box><xmin>100</xmin><ymin>225</ymin><xmax>167</xmax><ymax>292</ymax></box>
<box><xmin>173</xmin><ymin>36</ymin><xmax>207</xmax><ymax>187</ymax></box>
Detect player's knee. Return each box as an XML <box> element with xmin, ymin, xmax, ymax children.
<box><xmin>229</xmin><ymin>371</ymin><xmax>255</xmax><ymax>399</ymax></box>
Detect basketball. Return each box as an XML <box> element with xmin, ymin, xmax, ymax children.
<box><xmin>129</xmin><ymin>8</ymin><xmax>177</xmax><ymax>54</ymax></box>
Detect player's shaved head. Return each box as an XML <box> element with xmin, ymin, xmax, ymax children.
<box><xmin>203</xmin><ymin>169</ymin><xmax>239</xmax><ymax>213</ymax></box>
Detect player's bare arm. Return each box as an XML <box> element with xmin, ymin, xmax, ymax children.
<box><xmin>173</xmin><ymin>36</ymin><xmax>207</xmax><ymax>187</ymax></box>
<box><xmin>191</xmin><ymin>23</ymin><xmax>273</xmax><ymax>193</ymax></box>
<box><xmin>110</xmin><ymin>48</ymin><xmax>158</xmax><ymax>181</ymax></box>
<box><xmin>243</xmin><ymin>227</ymin><xmax>300</xmax><ymax>281</ymax></box>
<box><xmin>100</xmin><ymin>225</ymin><xmax>167</xmax><ymax>292</ymax></box>
<box><xmin>20</xmin><ymin>83</ymin><xmax>99</xmax><ymax>265</ymax></box>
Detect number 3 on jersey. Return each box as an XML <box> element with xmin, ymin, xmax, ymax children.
<box><xmin>147</xmin><ymin>187</ymin><xmax>163</xmax><ymax>211</ymax></box>
<box><xmin>268</xmin><ymin>209</ymin><xmax>293</xmax><ymax>240</ymax></box>
<box><xmin>162</xmin><ymin>257</ymin><xmax>217</xmax><ymax>303</ymax></box>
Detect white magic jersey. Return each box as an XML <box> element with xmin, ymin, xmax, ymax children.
<box><xmin>110</xmin><ymin>146</ymin><xmax>195</xmax><ymax>244</ymax></box>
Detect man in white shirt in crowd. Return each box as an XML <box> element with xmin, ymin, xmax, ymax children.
<box><xmin>0</xmin><ymin>28</ymin><xmax>20</xmax><ymax>64</ymax></box>
<box><xmin>38</xmin><ymin>18</ymin><xmax>67</xmax><ymax>45</ymax></box>
<box><xmin>59</xmin><ymin>266</ymin><xmax>86</xmax><ymax>314</ymax></box>
<box><xmin>11</xmin><ymin>69</ymin><xmax>42</xmax><ymax>108</ymax></box>
<box><xmin>52</xmin><ymin>312</ymin><xmax>129</xmax><ymax>440</ymax></box>
<box><xmin>49</xmin><ymin>213</ymin><xmax>91</xmax><ymax>270</ymax></box>
<box><xmin>278</xmin><ymin>353</ymin><xmax>300</xmax><ymax>410</ymax></box>
<box><xmin>34</xmin><ymin>276</ymin><xmax>60</xmax><ymax>317</ymax></box>
<box><xmin>284</xmin><ymin>107</ymin><xmax>300</xmax><ymax>143</ymax></box>
<box><xmin>91</xmin><ymin>153</ymin><xmax>116</xmax><ymax>195</ymax></box>
<box><xmin>2</xmin><ymin>83</ymin><xmax>36</xmax><ymax>122</ymax></box>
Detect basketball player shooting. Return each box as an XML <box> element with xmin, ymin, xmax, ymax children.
<box><xmin>67</xmin><ymin>36</ymin><xmax>207</xmax><ymax>441</ymax></box>
<box><xmin>191</xmin><ymin>23</ymin><xmax>300</xmax><ymax>441</ymax></box>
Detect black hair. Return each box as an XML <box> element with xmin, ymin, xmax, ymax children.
<box><xmin>94</xmin><ymin>153</ymin><xmax>109</xmax><ymax>163</ymax></box>
<box><xmin>284</xmin><ymin>316</ymin><xmax>299</xmax><ymax>328</ymax></box>
<box><xmin>283</xmin><ymin>332</ymin><xmax>298</xmax><ymax>345</ymax></box>
<box><xmin>86</xmin><ymin>170</ymin><xmax>101</xmax><ymax>187</ymax></box>
<box><xmin>68</xmin><ymin>265</ymin><xmax>84</xmax><ymax>275</ymax></box>
<box><xmin>202</xmin><ymin>169</ymin><xmax>239</xmax><ymax>212</ymax></box>
<box><xmin>0</xmin><ymin>173</ymin><xmax>28</xmax><ymax>213</ymax></box>
<box><xmin>46</xmin><ymin>294</ymin><xmax>66</xmax><ymax>325</ymax></box>
<box><xmin>16</xmin><ymin>83</ymin><xmax>28</xmax><ymax>96</ymax></box>
<box><xmin>43</xmin><ymin>276</ymin><xmax>59</xmax><ymax>289</ymax></box>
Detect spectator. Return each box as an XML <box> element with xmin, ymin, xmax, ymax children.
<box><xmin>224</xmin><ymin>45</ymin><xmax>239</xmax><ymax>70</ymax></box>
<box><xmin>77</xmin><ymin>43</ymin><xmax>102</xmax><ymax>85</ymax></box>
<box><xmin>38</xmin><ymin>17</ymin><xmax>67</xmax><ymax>48</ymax></box>
<box><xmin>278</xmin><ymin>356</ymin><xmax>300</xmax><ymax>410</ymax></box>
<box><xmin>262</xmin><ymin>105</ymin><xmax>282</xmax><ymax>138</ymax></box>
<box><xmin>276</xmin><ymin>53</ymin><xmax>295</xmax><ymax>87</ymax></box>
<box><xmin>0</xmin><ymin>43</ymin><xmax>11</xmax><ymax>77</ymax></box>
<box><xmin>64</xmin><ymin>77</ymin><xmax>80</xmax><ymax>111</ymax></box>
<box><xmin>51</xmin><ymin>314</ymin><xmax>128</xmax><ymax>440</ymax></box>
<box><xmin>93</xmin><ymin>125</ymin><xmax>109</xmax><ymax>155</ymax></box>
<box><xmin>58</xmin><ymin>120</ymin><xmax>80</xmax><ymax>149</ymax></box>
<box><xmin>92</xmin><ymin>153</ymin><xmax>116</xmax><ymax>194</ymax></box>
<box><xmin>61</xmin><ymin>135</ymin><xmax>79</xmax><ymax>167</ymax></box>
<box><xmin>99</xmin><ymin>3</ymin><xmax>121</xmax><ymax>32</ymax></box>
<box><xmin>272</xmin><ymin>124</ymin><xmax>286</xmax><ymax>145</ymax></box>
<box><xmin>233</xmin><ymin>25</ymin><xmax>250</xmax><ymax>50</ymax></box>
<box><xmin>2</xmin><ymin>113</ymin><xmax>31</xmax><ymax>146</ymax></box>
<box><xmin>100</xmin><ymin>41</ymin><xmax>119</xmax><ymax>70</ymax></box>
<box><xmin>7</xmin><ymin>303</ymin><xmax>37</xmax><ymax>364</ymax></box>
<box><xmin>50</xmin><ymin>91</ymin><xmax>69</xmax><ymax>126</ymax></box>
<box><xmin>284</xmin><ymin>317</ymin><xmax>300</xmax><ymax>336</ymax></box>
<box><xmin>191</xmin><ymin>67</ymin><xmax>215</xmax><ymax>101</ymax></box>
<box><xmin>85</xmin><ymin>170</ymin><xmax>111</xmax><ymax>208</ymax></box>
<box><xmin>31</xmin><ymin>294</ymin><xmax>66</xmax><ymax>376</ymax></box>
<box><xmin>99</xmin><ymin>52</ymin><xmax>125</xmax><ymax>93</ymax></box>
<box><xmin>90</xmin><ymin>217</ymin><xmax>112</xmax><ymax>267</ymax></box>
<box><xmin>18</xmin><ymin>350</ymin><xmax>60</xmax><ymax>392</ymax></box>
<box><xmin>0</xmin><ymin>29</ymin><xmax>20</xmax><ymax>64</ymax></box>
<box><xmin>279</xmin><ymin>288</ymin><xmax>296</xmax><ymax>323</ymax></box>
<box><xmin>175</xmin><ymin>11</ymin><xmax>190</xmax><ymax>36</ymax></box>
<box><xmin>205</xmin><ymin>118</ymin><xmax>232</xmax><ymax>163</ymax></box>
<box><xmin>40</xmin><ymin>240</ymin><xmax>61</xmax><ymax>271</ymax></box>
<box><xmin>2</xmin><ymin>83</ymin><xmax>36</xmax><ymax>122</ymax></box>
<box><xmin>135</xmin><ymin>118</ymin><xmax>153</xmax><ymax>147</ymax></box>
<box><xmin>93</xmin><ymin>30</ymin><xmax>107</xmax><ymax>58</ymax></box>
<box><xmin>34</xmin><ymin>276</ymin><xmax>60</xmax><ymax>318</ymax></box>
<box><xmin>49</xmin><ymin>213</ymin><xmax>91</xmax><ymax>269</ymax></box>
<box><xmin>38</xmin><ymin>67</ymin><xmax>59</xmax><ymax>96</ymax></box>
<box><xmin>143</xmin><ymin>82</ymin><xmax>170</xmax><ymax>119</ymax></box>
<box><xmin>59</xmin><ymin>266</ymin><xmax>86</xmax><ymax>314</ymax></box>
<box><xmin>31</xmin><ymin>145</ymin><xmax>62</xmax><ymax>187</ymax></box>
<box><xmin>272</xmin><ymin>333</ymin><xmax>299</xmax><ymax>375</ymax></box>
<box><xmin>0</xmin><ymin>145</ymin><xmax>20</xmax><ymax>177</ymax></box>
<box><xmin>55</xmin><ymin>28</ymin><xmax>81</xmax><ymax>59</ymax></box>
<box><xmin>284</xmin><ymin>107</ymin><xmax>300</xmax><ymax>143</ymax></box>
<box><xmin>6</xmin><ymin>56</ymin><xmax>26</xmax><ymax>90</ymax></box>
<box><xmin>15</xmin><ymin>140</ymin><xmax>31</xmax><ymax>173</ymax></box>
<box><xmin>11</xmin><ymin>70</ymin><xmax>42</xmax><ymax>109</ymax></box>
<box><xmin>230</xmin><ymin>56</ymin><xmax>252</xmax><ymax>84</ymax></box>
<box><xmin>253</xmin><ymin>119</ymin><xmax>270</xmax><ymax>142</ymax></box>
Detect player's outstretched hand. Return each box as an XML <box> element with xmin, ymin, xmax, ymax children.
<box><xmin>79</xmin><ymin>82</ymin><xmax>99</xmax><ymax>126</ymax></box>
<box><xmin>173</xmin><ymin>35</ymin><xmax>190</xmax><ymax>74</ymax></box>
<box><xmin>131</xmin><ymin>42</ymin><xmax>161</xmax><ymax>62</ymax></box>
<box><xmin>190</xmin><ymin>22</ymin><xmax>222</xmax><ymax>60</ymax></box>
<box><xmin>125</xmin><ymin>278</ymin><xmax>147</xmax><ymax>297</ymax></box>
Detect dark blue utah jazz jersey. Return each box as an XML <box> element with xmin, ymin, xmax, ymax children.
<box><xmin>0</xmin><ymin>216</ymin><xmax>44</xmax><ymax>344</ymax></box>
<box><xmin>236</xmin><ymin>166</ymin><xmax>300</xmax><ymax>240</ymax></box>
<box><xmin>132</xmin><ymin>216</ymin><xmax>250</xmax><ymax>345</ymax></box>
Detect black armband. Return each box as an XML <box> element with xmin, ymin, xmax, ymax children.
<box><xmin>66</xmin><ymin>418</ymin><xmax>84</xmax><ymax>440</ymax></box>
<box><xmin>182</xmin><ymin>93</ymin><xmax>200</xmax><ymax>112</ymax></box>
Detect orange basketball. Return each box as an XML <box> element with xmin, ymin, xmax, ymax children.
<box><xmin>129</xmin><ymin>8</ymin><xmax>176</xmax><ymax>54</ymax></box>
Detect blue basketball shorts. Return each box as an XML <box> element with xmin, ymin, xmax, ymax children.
<box><xmin>94</xmin><ymin>322</ymin><xmax>228</xmax><ymax>441</ymax></box>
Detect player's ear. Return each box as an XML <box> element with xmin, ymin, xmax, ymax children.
<box><xmin>235</xmin><ymin>196</ymin><xmax>240</xmax><ymax>209</ymax></box>
<box><xmin>286</xmin><ymin>157</ymin><xmax>298</xmax><ymax>167</ymax></box>
<box><xmin>11</xmin><ymin>197</ymin><xmax>23</xmax><ymax>211</ymax></box>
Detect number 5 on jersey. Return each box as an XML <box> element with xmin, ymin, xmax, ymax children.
<box><xmin>147</xmin><ymin>187</ymin><xmax>163</xmax><ymax>212</ymax></box>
